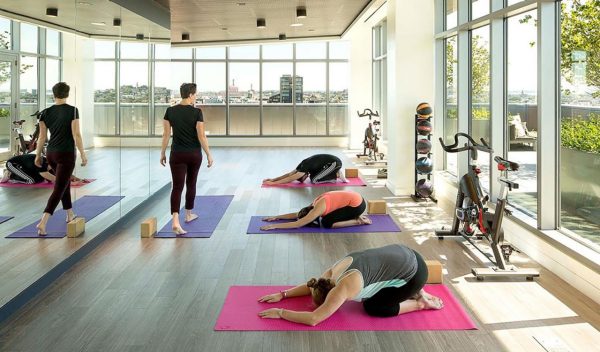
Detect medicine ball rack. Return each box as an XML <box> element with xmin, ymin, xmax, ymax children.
<box><xmin>411</xmin><ymin>106</ymin><xmax>437</xmax><ymax>203</ymax></box>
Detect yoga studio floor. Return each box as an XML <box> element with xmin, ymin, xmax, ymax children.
<box><xmin>1</xmin><ymin>147</ymin><xmax>600</xmax><ymax>352</ymax></box>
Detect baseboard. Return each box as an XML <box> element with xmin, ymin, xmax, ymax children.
<box><xmin>0</xmin><ymin>182</ymin><xmax>172</xmax><ymax>324</ymax></box>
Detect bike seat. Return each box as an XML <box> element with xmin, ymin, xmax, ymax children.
<box><xmin>494</xmin><ymin>156</ymin><xmax>519</xmax><ymax>171</ymax></box>
<box><xmin>12</xmin><ymin>120</ymin><xmax>26</xmax><ymax>125</ymax></box>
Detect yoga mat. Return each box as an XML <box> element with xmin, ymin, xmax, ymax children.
<box><xmin>262</xmin><ymin>177</ymin><xmax>366</xmax><ymax>188</ymax></box>
<box><xmin>6</xmin><ymin>195</ymin><xmax>123</xmax><ymax>238</ymax></box>
<box><xmin>155</xmin><ymin>195</ymin><xmax>234</xmax><ymax>238</ymax></box>
<box><xmin>0</xmin><ymin>179</ymin><xmax>96</xmax><ymax>189</ymax></box>
<box><xmin>215</xmin><ymin>285</ymin><xmax>477</xmax><ymax>331</ymax></box>
<box><xmin>246</xmin><ymin>215</ymin><xmax>401</xmax><ymax>234</ymax></box>
<box><xmin>0</xmin><ymin>216</ymin><xmax>14</xmax><ymax>224</ymax></box>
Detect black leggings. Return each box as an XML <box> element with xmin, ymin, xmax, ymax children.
<box><xmin>44</xmin><ymin>152</ymin><xmax>75</xmax><ymax>215</ymax></box>
<box><xmin>362</xmin><ymin>250</ymin><xmax>429</xmax><ymax>317</ymax></box>
<box><xmin>311</xmin><ymin>161</ymin><xmax>342</xmax><ymax>183</ymax></box>
<box><xmin>320</xmin><ymin>199</ymin><xmax>366</xmax><ymax>228</ymax></box>
<box><xmin>6</xmin><ymin>161</ymin><xmax>36</xmax><ymax>184</ymax></box>
<box><xmin>169</xmin><ymin>151</ymin><xmax>202</xmax><ymax>214</ymax></box>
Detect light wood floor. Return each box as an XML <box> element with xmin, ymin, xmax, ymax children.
<box><xmin>1</xmin><ymin>147</ymin><xmax>599</xmax><ymax>352</ymax></box>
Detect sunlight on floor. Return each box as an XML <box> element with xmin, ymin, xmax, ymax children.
<box><xmin>451</xmin><ymin>275</ymin><xmax>578</xmax><ymax>324</ymax></box>
<box><xmin>494</xmin><ymin>323</ymin><xmax>600</xmax><ymax>352</ymax></box>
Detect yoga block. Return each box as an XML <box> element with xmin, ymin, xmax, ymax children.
<box><xmin>67</xmin><ymin>218</ymin><xmax>85</xmax><ymax>238</ymax></box>
<box><xmin>367</xmin><ymin>200</ymin><xmax>387</xmax><ymax>214</ymax></box>
<box><xmin>141</xmin><ymin>217</ymin><xmax>157</xmax><ymax>238</ymax></box>
<box><xmin>425</xmin><ymin>260</ymin><xmax>443</xmax><ymax>284</ymax></box>
<box><xmin>345</xmin><ymin>168</ymin><xmax>359</xmax><ymax>178</ymax></box>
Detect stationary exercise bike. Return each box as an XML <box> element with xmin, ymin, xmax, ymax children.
<box><xmin>356</xmin><ymin>109</ymin><xmax>385</xmax><ymax>162</ymax></box>
<box><xmin>436</xmin><ymin>132</ymin><xmax>539</xmax><ymax>281</ymax></box>
<box><xmin>12</xmin><ymin>110</ymin><xmax>43</xmax><ymax>155</ymax></box>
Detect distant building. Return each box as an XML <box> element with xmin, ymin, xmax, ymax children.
<box><xmin>280</xmin><ymin>75</ymin><xmax>303</xmax><ymax>103</ymax></box>
<box><xmin>268</xmin><ymin>93</ymin><xmax>281</xmax><ymax>103</ymax></box>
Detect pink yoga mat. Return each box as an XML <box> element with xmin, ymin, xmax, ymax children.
<box><xmin>0</xmin><ymin>179</ymin><xmax>96</xmax><ymax>189</ymax></box>
<box><xmin>261</xmin><ymin>177</ymin><xmax>366</xmax><ymax>188</ymax></box>
<box><xmin>215</xmin><ymin>285</ymin><xmax>477</xmax><ymax>331</ymax></box>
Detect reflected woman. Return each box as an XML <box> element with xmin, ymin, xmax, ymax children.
<box><xmin>160</xmin><ymin>83</ymin><xmax>214</xmax><ymax>235</ymax></box>
<box><xmin>35</xmin><ymin>82</ymin><xmax>88</xmax><ymax>235</ymax></box>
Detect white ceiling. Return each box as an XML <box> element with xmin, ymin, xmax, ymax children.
<box><xmin>169</xmin><ymin>0</ymin><xmax>372</xmax><ymax>44</ymax></box>
<box><xmin>0</xmin><ymin>0</ymin><xmax>170</xmax><ymax>39</ymax></box>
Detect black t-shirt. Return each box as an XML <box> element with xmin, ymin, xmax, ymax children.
<box><xmin>296</xmin><ymin>154</ymin><xmax>341</xmax><ymax>176</ymax></box>
<box><xmin>40</xmin><ymin>104</ymin><xmax>79</xmax><ymax>152</ymax></box>
<box><xmin>164</xmin><ymin>105</ymin><xmax>203</xmax><ymax>152</ymax></box>
<box><xmin>7</xmin><ymin>154</ymin><xmax>48</xmax><ymax>183</ymax></box>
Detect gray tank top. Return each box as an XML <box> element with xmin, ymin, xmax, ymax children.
<box><xmin>337</xmin><ymin>244</ymin><xmax>418</xmax><ymax>301</ymax></box>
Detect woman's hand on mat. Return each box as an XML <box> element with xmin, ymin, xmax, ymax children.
<box><xmin>262</xmin><ymin>178</ymin><xmax>272</xmax><ymax>183</ymax></box>
<box><xmin>258</xmin><ymin>308</ymin><xmax>283</xmax><ymax>319</ymax></box>
<box><xmin>207</xmin><ymin>154</ymin><xmax>214</xmax><ymax>168</ymax></box>
<box><xmin>260</xmin><ymin>224</ymin><xmax>278</xmax><ymax>231</ymax></box>
<box><xmin>258</xmin><ymin>292</ymin><xmax>283</xmax><ymax>303</ymax></box>
<box><xmin>160</xmin><ymin>153</ymin><xmax>167</xmax><ymax>167</ymax></box>
<box><xmin>80</xmin><ymin>153</ymin><xmax>88</xmax><ymax>167</ymax></box>
<box><xmin>262</xmin><ymin>216</ymin><xmax>279</xmax><ymax>222</ymax></box>
<box><xmin>263</xmin><ymin>180</ymin><xmax>276</xmax><ymax>185</ymax></box>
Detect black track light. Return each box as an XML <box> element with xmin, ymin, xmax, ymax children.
<box><xmin>46</xmin><ymin>8</ymin><xmax>58</xmax><ymax>17</ymax></box>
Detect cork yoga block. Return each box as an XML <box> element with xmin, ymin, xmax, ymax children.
<box><xmin>140</xmin><ymin>217</ymin><xmax>157</xmax><ymax>238</ymax></box>
<box><xmin>367</xmin><ymin>200</ymin><xmax>387</xmax><ymax>214</ymax></box>
<box><xmin>67</xmin><ymin>218</ymin><xmax>85</xmax><ymax>238</ymax></box>
<box><xmin>345</xmin><ymin>168</ymin><xmax>359</xmax><ymax>178</ymax></box>
<box><xmin>425</xmin><ymin>260</ymin><xmax>443</xmax><ymax>284</ymax></box>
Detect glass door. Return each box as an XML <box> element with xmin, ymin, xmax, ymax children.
<box><xmin>0</xmin><ymin>53</ymin><xmax>17</xmax><ymax>160</ymax></box>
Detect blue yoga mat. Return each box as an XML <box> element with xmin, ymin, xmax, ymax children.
<box><xmin>6</xmin><ymin>196</ymin><xmax>123</xmax><ymax>238</ymax></box>
<box><xmin>246</xmin><ymin>215</ymin><xmax>401</xmax><ymax>234</ymax></box>
<box><xmin>0</xmin><ymin>216</ymin><xmax>14</xmax><ymax>225</ymax></box>
<box><xmin>155</xmin><ymin>195</ymin><xmax>234</xmax><ymax>238</ymax></box>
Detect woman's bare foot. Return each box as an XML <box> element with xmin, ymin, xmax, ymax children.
<box><xmin>417</xmin><ymin>294</ymin><xmax>444</xmax><ymax>310</ymax></box>
<box><xmin>357</xmin><ymin>215</ymin><xmax>372</xmax><ymax>225</ymax></box>
<box><xmin>36</xmin><ymin>224</ymin><xmax>47</xmax><ymax>236</ymax></box>
<box><xmin>172</xmin><ymin>226</ymin><xmax>187</xmax><ymax>236</ymax></box>
<box><xmin>66</xmin><ymin>211</ymin><xmax>77</xmax><ymax>223</ymax></box>
<box><xmin>185</xmin><ymin>213</ymin><xmax>198</xmax><ymax>223</ymax></box>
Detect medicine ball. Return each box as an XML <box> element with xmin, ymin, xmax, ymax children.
<box><xmin>416</xmin><ymin>179</ymin><xmax>434</xmax><ymax>197</ymax></box>
<box><xmin>416</xmin><ymin>102</ymin><xmax>432</xmax><ymax>118</ymax></box>
<box><xmin>416</xmin><ymin>157</ymin><xmax>433</xmax><ymax>174</ymax></box>
<box><xmin>416</xmin><ymin>120</ymin><xmax>433</xmax><ymax>135</ymax></box>
<box><xmin>416</xmin><ymin>138</ymin><xmax>432</xmax><ymax>154</ymax></box>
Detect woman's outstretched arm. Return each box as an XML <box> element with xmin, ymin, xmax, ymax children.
<box><xmin>258</xmin><ymin>283</ymin><xmax>311</xmax><ymax>303</ymax></box>
<box><xmin>160</xmin><ymin>120</ymin><xmax>170</xmax><ymax>166</ymax></box>
<box><xmin>261</xmin><ymin>200</ymin><xmax>325</xmax><ymax>230</ymax></box>
<box><xmin>71</xmin><ymin>119</ymin><xmax>87</xmax><ymax>166</ymax></box>
<box><xmin>262</xmin><ymin>212</ymin><xmax>298</xmax><ymax>221</ymax></box>
<box><xmin>196</xmin><ymin>121</ymin><xmax>213</xmax><ymax>167</ymax></box>
<box><xmin>263</xmin><ymin>171</ymin><xmax>306</xmax><ymax>185</ymax></box>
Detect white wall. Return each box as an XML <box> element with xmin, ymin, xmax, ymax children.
<box><xmin>62</xmin><ymin>33</ymin><xmax>95</xmax><ymax>149</ymax></box>
<box><xmin>345</xmin><ymin>3</ymin><xmax>387</xmax><ymax>150</ymax></box>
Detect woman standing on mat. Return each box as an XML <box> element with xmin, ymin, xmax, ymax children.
<box><xmin>258</xmin><ymin>244</ymin><xmax>443</xmax><ymax>326</ymax></box>
<box><xmin>260</xmin><ymin>190</ymin><xmax>371</xmax><ymax>230</ymax></box>
<box><xmin>34</xmin><ymin>82</ymin><xmax>87</xmax><ymax>235</ymax></box>
<box><xmin>160</xmin><ymin>83</ymin><xmax>214</xmax><ymax>235</ymax></box>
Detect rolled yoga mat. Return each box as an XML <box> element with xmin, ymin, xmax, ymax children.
<box><xmin>155</xmin><ymin>195</ymin><xmax>234</xmax><ymax>238</ymax></box>
<box><xmin>6</xmin><ymin>195</ymin><xmax>123</xmax><ymax>238</ymax></box>
<box><xmin>261</xmin><ymin>177</ymin><xmax>366</xmax><ymax>188</ymax></box>
<box><xmin>246</xmin><ymin>215</ymin><xmax>401</xmax><ymax>234</ymax></box>
<box><xmin>215</xmin><ymin>285</ymin><xmax>477</xmax><ymax>331</ymax></box>
<box><xmin>0</xmin><ymin>179</ymin><xmax>96</xmax><ymax>189</ymax></box>
<box><xmin>0</xmin><ymin>216</ymin><xmax>14</xmax><ymax>225</ymax></box>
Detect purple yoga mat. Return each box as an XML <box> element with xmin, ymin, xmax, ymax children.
<box><xmin>0</xmin><ymin>216</ymin><xmax>14</xmax><ymax>224</ymax></box>
<box><xmin>6</xmin><ymin>195</ymin><xmax>123</xmax><ymax>238</ymax></box>
<box><xmin>155</xmin><ymin>195</ymin><xmax>234</xmax><ymax>238</ymax></box>
<box><xmin>215</xmin><ymin>285</ymin><xmax>477</xmax><ymax>331</ymax></box>
<box><xmin>246</xmin><ymin>215</ymin><xmax>401</xmax><ymax>234</ymax></box>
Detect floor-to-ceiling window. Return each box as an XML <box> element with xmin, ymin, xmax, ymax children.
<box><xmin>93</xmin><ymin>40</ymin><xmax>348</xmax><ymax>137</ymax></box>
<box><xmin>560</xmin><ymin>0</ymin><xmax>600</xmax><ymax>248</ymax></box>
<box><xmin>372</xmin><ymin>21</ymin><xmax>387</xmax><ymax>140</ymax></box>
<box><xmin>444</xmin><ymin>36</ymin><xmax>458</xmax><ymax>176</ymax></box>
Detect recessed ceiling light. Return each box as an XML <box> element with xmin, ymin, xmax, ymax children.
<box><xmin>296</xmin><ymin>7</ymin><xmax>307</xmax><ymax>19</ymax></box>
<box><xmin>290</xmin><ymin>23</ymin><xmax>303</xmax><ymax>27</ymax></box>
<box><xmin>308</xmin><ymin>29</ymin><xmax>315</xmax><ymax>32</ymax></box>
<box><xmin>46</xmin><ymin>8</ymin><xmax>58</xmax><ymax>17</ymax></box>
<box><xmin>91</xmin><ymin>22</ymin><xmax>106</xmax><ymax>26</ymax></box>
<box><xmin>77</xmin><ymin>1</ymin><xmax>92</xmax><ymax>5</ymax></box>
<box><xmin>221</xmin><ymin>27</ymin><xmax>228</xmax><ymax>31</ymax></box>
<box><xmin>257</xmin><ymin>18</ymin><xmax>266</xmax><ymax>29</ymax></box>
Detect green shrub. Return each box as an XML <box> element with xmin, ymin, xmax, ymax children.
<box><xmin>561</xmin><ymin>114</ymin><xmax>600</xmax><ymax>154</ymax></box>
<box><xmin>0</xmin><ymin>108</ymin><xmax>9</xmax><ymax>118</ymax></box>
<box><xmin>472</xmin><ymin>108</ymin><xmax>490</xmax><ymax>120</ymax></box>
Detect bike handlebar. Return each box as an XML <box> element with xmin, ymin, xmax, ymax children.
<box><xmin>357</xmin><ymin>108</ymin><xmax>379</xmax><ymax>118</ymax></box>
<box><xmin>438</xmin><ymin>133</ymin><xmax>493</xmax><ymax>154</ymax></box>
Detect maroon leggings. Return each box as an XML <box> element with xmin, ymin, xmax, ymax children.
<box><xmin>169</xmin><ymin>151</ymin><xmax>202</xmax><ymax>214</ymax></box>
<box><xmin>44</xmin><ymin>151</ymin><xmax>75</xmax><ymax>215</ymax></box>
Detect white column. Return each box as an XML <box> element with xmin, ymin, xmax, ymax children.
<box><xmin>385</xmin><ymin>0</ymin><xmax>435</xmax><ymax>195</ymax></box>
<box><xmin>62</xmin><ymin>33</ymin><xmax>95</xmax><ymax>149</ymax></box>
